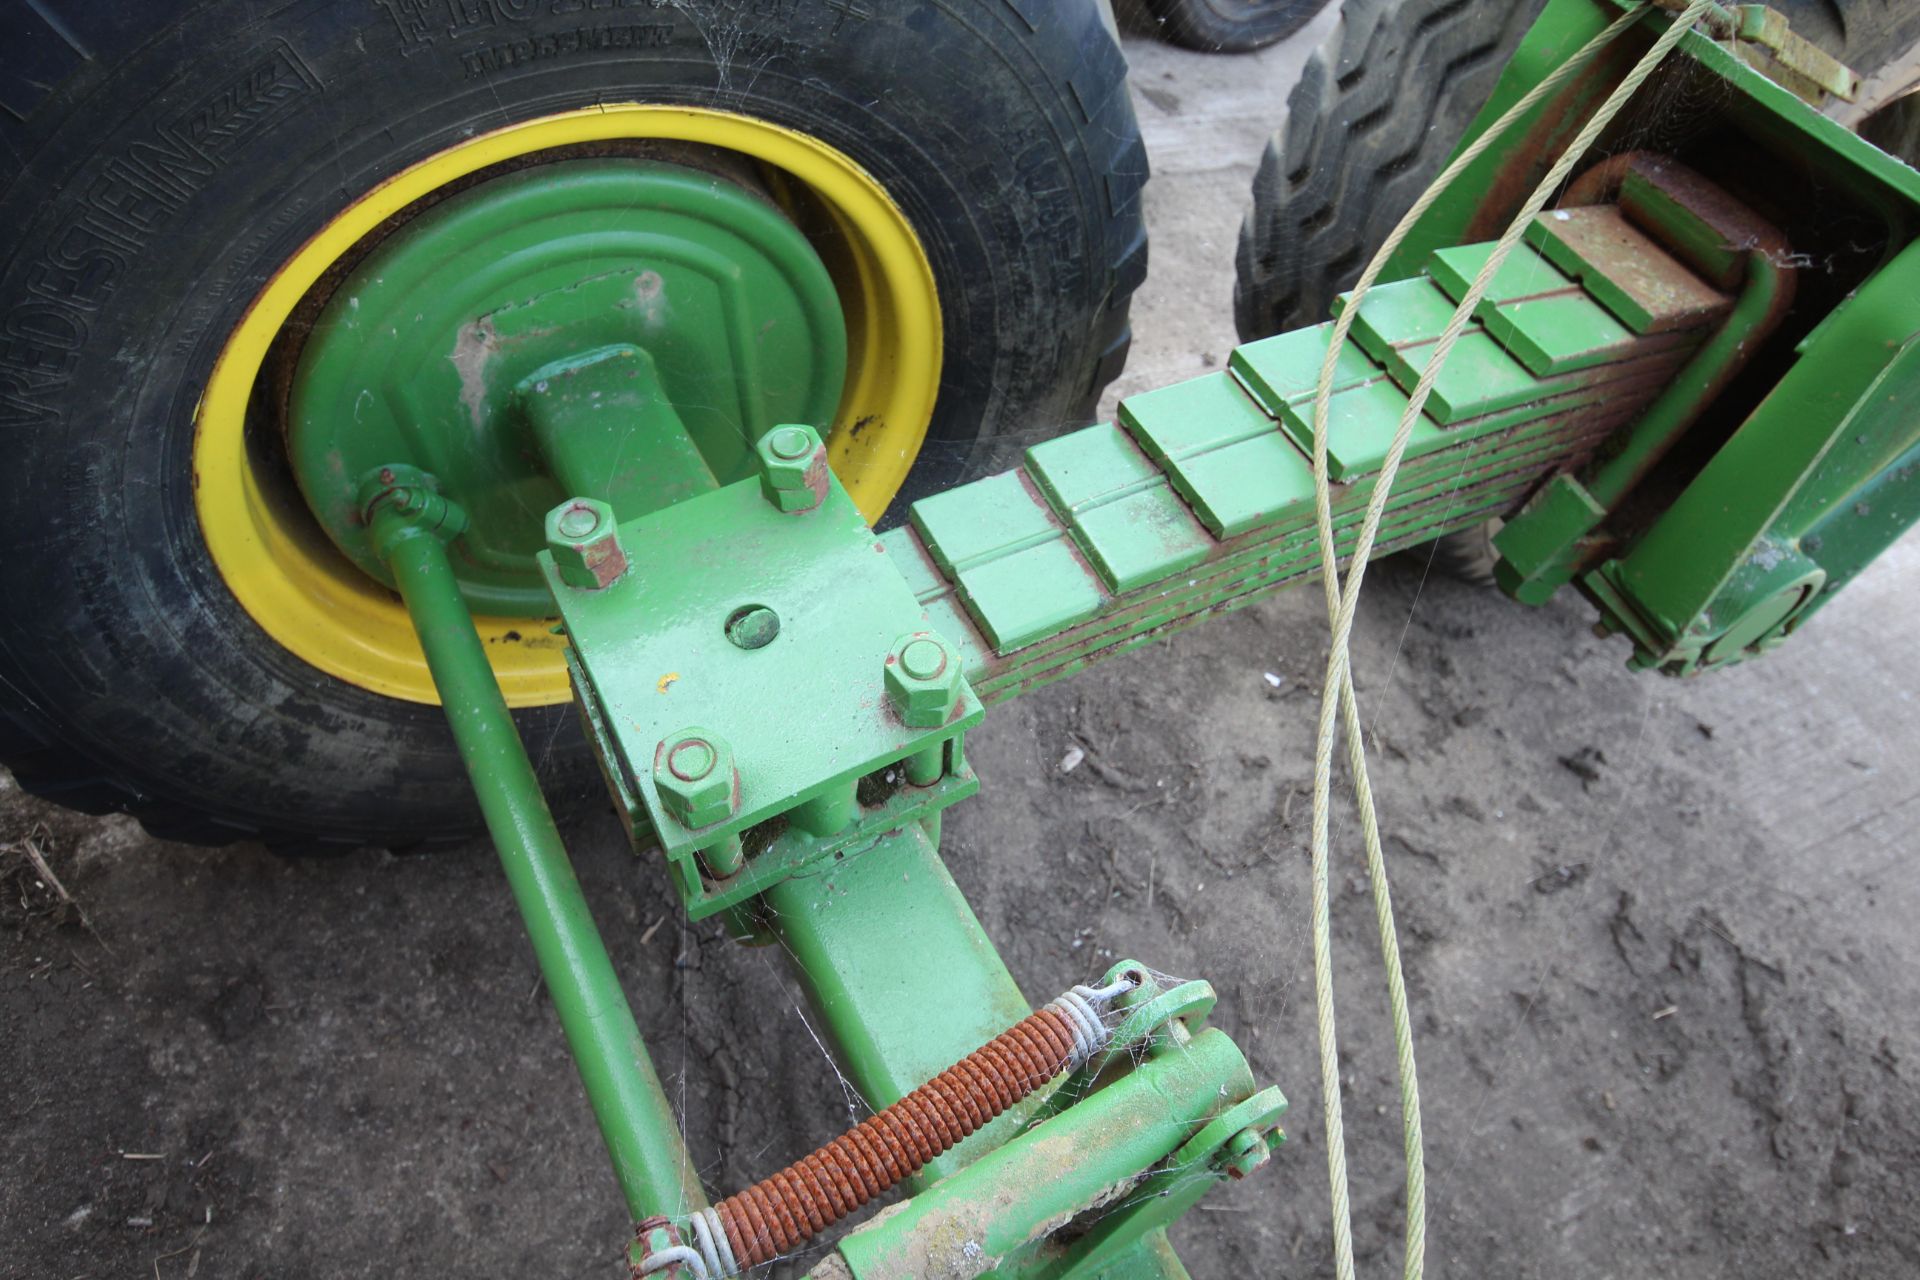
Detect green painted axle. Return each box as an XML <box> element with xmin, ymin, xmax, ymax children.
<box><xmin>364</xmin><ymin>479</ymin><xmax>703</xmax><ymax>1223</ymax></box>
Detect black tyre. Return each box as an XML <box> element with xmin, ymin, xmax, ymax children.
<box><xmin>0</xmin><ymin>1</ymin><xmax>1148</xmax><ymax>849</ymax></box>
<box><xmin>1233</xmin><ymin>0</ymin><xmax>1920</xmax><ymax>339</ymax></box>
<box><xmin>1232</xmin><ymin>0</ymin><xmax>1549</xmax><ymax>339</ymax></box>
<box><xmin>1138</xmin><ymin>0</ymin><xmax>1333</xmax><ymax>52</ymax></box>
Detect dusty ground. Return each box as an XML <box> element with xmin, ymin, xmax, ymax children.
<box><xmin>6</xmin><ymin>17</ymin><xmax>1920</xmax><ymax>1280</ymax></box>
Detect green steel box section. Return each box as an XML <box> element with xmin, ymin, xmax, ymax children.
<box><xmin>1524</xmin><ymin>206</ymin><xmax>1728</xmax><ymax>335</ymax></box>
<box><xmin>1027</xmin><ymin>423</ymin><xmax>1160</xmax><ymax>509</ymax></box>
<box><xmin>1429</xmin><ymin>240</ymin><xmax>1640</xmax><ymax>376</ymax></box>
<box><xmin>1070</xmin><ymin>488</ymin><xmax>1215</xmax><ymax>589</ymax></box>
<box><xmin>908</xmin><ymin>470</ymin><xmax>1057</xmax><ymax>575</ymax></box>
<box><xmin>1119</xmin><ymin>372</ymin><xmax>1318</xmax><ymax>537</ymax></box>
<box><xmin>1480</xmin><ymin>292</ymin><xmax>1639</xmax><ymax>376</ymax></box>
<box><xmin>1336</xmin><ymin>277</ymin><xmax>1464</xmax><ymax>363</ymax></box>
<box><xmin>1384</xmin><ymin>329</ymin><xmax>1548</xmax><ymax>423</ymax></box>
<box><xmin>1165</xmin><ymin>434</ymin><xmax>1317</xmax><ymax>538</ymax></box>
<box><xmin>910</xmin><ymin>471</ymin><xmax>1105</xmax><ymax>651</ymax></box>
<box><xmin>954</xmin><ymin>540</ymin><xmax>1105</xmax><ymax>651</ymax></box>
<box><xmin>1274</xmin><ymin>376</ymin><xmax>1449</xmax><ymax>480</ymax></box>
<box><xmin>1230</xmin><ymin>322</ymin><xmax>1380</xmax><ymax>410</ymax></box>
<box><xmin>1428</xmin><ymin>241</ymin><xmax>1571</xmax><ymax>308</ymax></box>
<box><xmin>549</xmin><ymin>472</ymin><xmax>982</xmax><ymax>882</ymax></box>
<box><xmin>1119</xmin><ymin>371</ymin><xmax>1275</xmax><ymax>463</ymax></box>
<box><xmin>1333</xmin><ymin>278</ymin><xmax>1556</xmax><ymax>423</ymax></box>
<box><xmin>1026</xmin><ymin>426</ymin><xmax>1214</xmax><ymax>591</ymax></box>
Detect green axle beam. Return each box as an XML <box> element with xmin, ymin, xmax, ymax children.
<box><xmin>762</xmin><ymin>822</ymin><xmax>1041</xmax><ymax>1188</ymax></box>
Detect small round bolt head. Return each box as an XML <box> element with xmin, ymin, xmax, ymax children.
<box><xmin>545</xmin><ymin>496</ymin><xmax>627</xmax><ymax>590</ymax></box>
<box><xmin>724</xmin><ymin>604</ymin><xmax>781</xmax><ymax>651</ymax></box>
<box><xmin>884</xmin><ymin>632</ymin><xmax>964</xmax><ymax>729</ymax></box>
<box><xmin>767</xmin><ymin>426</ymin><xmax>814</xmax><ymax>461</ymax></box>
<box><xmin>898</xmin><ymin>637</ymin><xmax>947</xmax><ymax>680</ymax></box>
<box><xmin>556</xmin><ymin>503</ymin><xmax>602</xmax><ymax>539</ymax></box>
<box><xmin>653</xmin><ymin>729</ymin><xmax>736</xmax><ymax>829</ymax></box>
<box><xmin>666</xmin><ymin>738</ymin><xmax>716</xmax><ymax>782</ymax></box>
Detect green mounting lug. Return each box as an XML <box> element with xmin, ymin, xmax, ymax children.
<box><xmin>357</xmin><ymin>464</ymin><xmax>469</xmax><ymax>558</ymax></box>
<box><xmin>758</xmin><ymin>423</ymin><xmax>830</xmax><ymax>513</ymax></box>
<box><xmin>1492</xmin><ymin>473</ymin><xmax>1608</xmax><ymax>604</ymax></box>
<box><xmin>517</xmin><ymin>344</ymin><xmax>718</xmax><ymax>521</ymax></box>
<box><xmin>545</xmin><ymin>497</ymin><xmax>628</xmax><ymax>590</ymax></box>
<box><xmin>652</xmin><ymin>727</ymin><xmax>738</xmax><ymax>830</ymax></box>
<box><xmin>885</xmin><ymin>632</ymin><xmax>964</xmax><ymax>728</ymax></box>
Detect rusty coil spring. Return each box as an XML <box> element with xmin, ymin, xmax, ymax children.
<box><xmin>712</xmin><ymin>1003</ymin><xmax>1084</xmax><ymax>1269</ymax></box>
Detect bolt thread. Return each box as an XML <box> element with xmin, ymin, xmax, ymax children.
<box><xmin>713</xmin><ymin>1005</ymin><xmax>1081</xmax><ymax>1268</ymax></box>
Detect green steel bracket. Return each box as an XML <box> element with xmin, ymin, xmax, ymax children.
<box><xmin>1494</xmin><ymin>153</ymin><xmax>1794</xmax><ymax>606</ymax></box>
<box><xmin>1366</xmin><ymin>0</ymin><xmax>1920</xmax><ymax>672</ymax></box>
<box><xmin>1589</xmin><ymin>286</ymin><xmax>1920</xmax><ymax>673</ymax></box>
<box><xmin>823</xmin><ymin>1012</ymin><xmax>1277</xmax><ymax>1280</ymax></box>
<box><xmin>549</xmin><ymin>423</ymin><xmax>984</xmax><ymax>920</ymax></box>
<box><xmin>1022</xmin><ymin>1087</ymin><xmax>1288</xmax><ymax>1280</ymax></box>
<box><xmin>1566</xmin><ymin>10</ymin><xmax>1920</xmax><ymax>673</ymax></box>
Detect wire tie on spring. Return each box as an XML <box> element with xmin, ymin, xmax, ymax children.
<box><xmin>688</xmin><ymin>1207</ymin><xmax>734</xmax><ymax>1280</ymax></box>
<box><xmin>1083</xmin><ymin>973</ymin><xmax>1140</xmax><ymax>1003</ymax></box>
<box><xmin>1046</xmin><ymin>984</ymin><xmax>1116</xmax><ymax>1069</ymax></box>
<box><xmin>636</xmin><ymin>1244</ymin><xmax>708</xmax><ymax>1279</ymax></box>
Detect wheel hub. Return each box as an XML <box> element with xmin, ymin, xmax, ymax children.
<box><xmin>288</xmin><ymin>157</ymin><xmax>846</xmax><ymax>616</ymax></box>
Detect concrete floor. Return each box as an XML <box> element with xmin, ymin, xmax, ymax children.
<box><xmin>5</xmin><ymin>13</ymin><xmax>1920</xmax><ymax>1280</ymax></box>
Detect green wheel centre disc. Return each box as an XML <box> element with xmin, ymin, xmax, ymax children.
<box><xmin>288</xmin><ymin>157</ymin><xmax>848</xmax><ymax>615</ymax></box>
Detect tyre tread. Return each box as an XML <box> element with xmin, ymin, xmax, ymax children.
<box><xmin>1232</xmin><ymin>0</ymin><xmax>1546</xmax><ymax>339</ymax></box>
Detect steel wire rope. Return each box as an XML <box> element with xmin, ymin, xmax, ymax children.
<box><xmin>1297</xmin><ymin>4</ymin><xmax>1712</xmax><ymax>1276</ymax></box>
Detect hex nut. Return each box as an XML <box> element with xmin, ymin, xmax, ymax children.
<box><xmin>884</xmin><ymin>633</ymin><xmax>963</xmax><ymax>728</ymax></box>
<box><xmin>545</xmin><ymin>497</ymin><xmax>627</xmax><ymax>589</ymax></box>
<box><xmin>653</xmin><ymin>729</ymin><xmax>737</xmax><ymax>829</ymax></box>
<box><xmin>756</xmin><ymin>424</ymin><xmax>827</xmax><ymax>514</ymax></box>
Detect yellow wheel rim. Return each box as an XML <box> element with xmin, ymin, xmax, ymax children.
<box><xmin>193</xmin><ymin>105</ymin><xmax>941</xmax><ymax>707</ymax></box>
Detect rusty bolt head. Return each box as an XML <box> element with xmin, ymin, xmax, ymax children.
<box><xmin>545</xmin><ymin>496</ymin><xmax>627</xmax><ymax>590</ymax></box>
<box><xmin>756</xmin><ymin>424</ymin><xmax>827</xmax><ymax>514</ymax></box>
<box><xmin>653</xmin><ymin>728</ymin><xmax>737</xmax><ymax>829</ymax></box>
<box><xmin>884</xmin><ymin>633</ymin><xmax>963</xmax><ymax>729</ymax></box>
